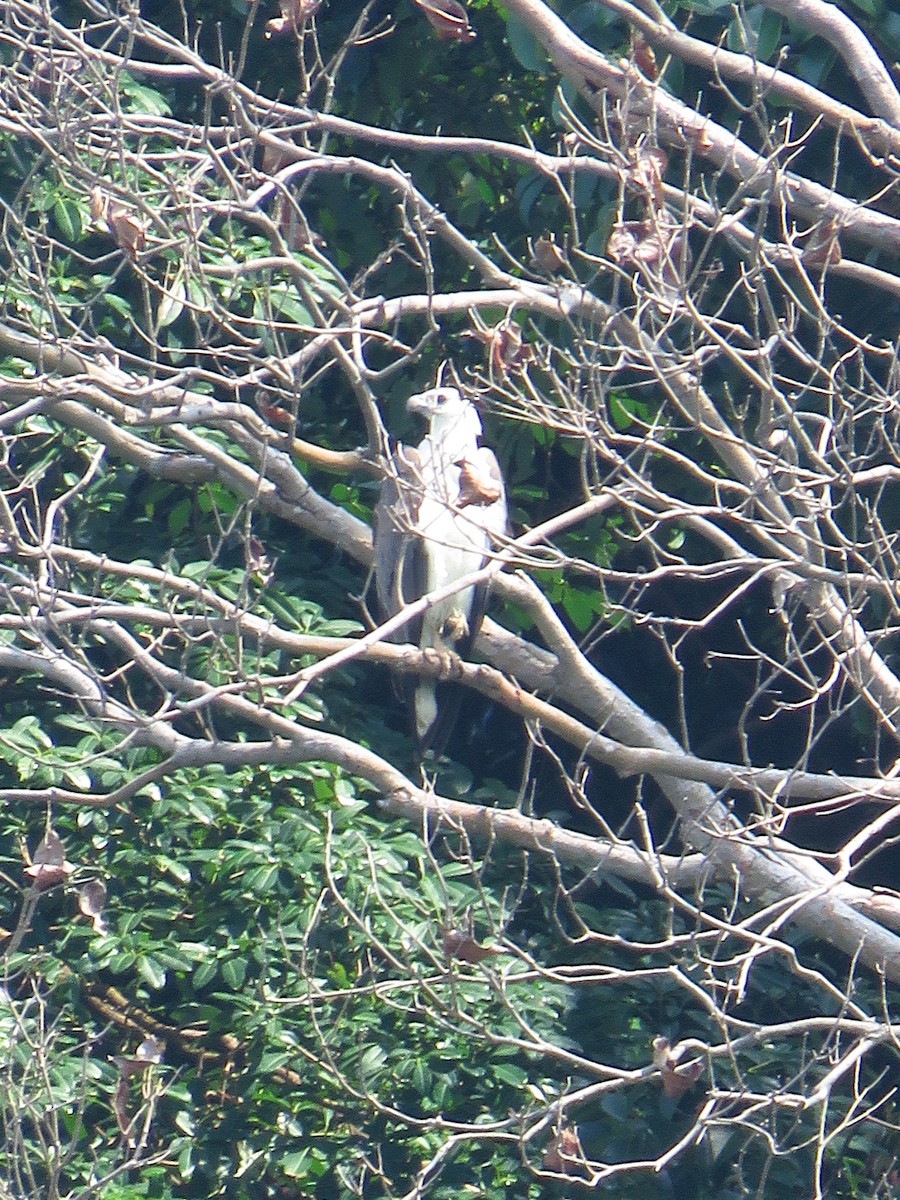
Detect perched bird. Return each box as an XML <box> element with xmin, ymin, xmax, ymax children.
<box><xmin>373</xmin><ymin>387</ymin><xmax>507</xmax><ymax>752</ymax></box>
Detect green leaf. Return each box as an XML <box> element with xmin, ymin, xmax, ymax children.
<box><xmin>137</xmin><ymin>954</ymin><xmax>167</xmax><ymax>990</ymax></box>
<box><xmin>756</xmin><ymin>9</ymin><xmax>784</xmax><ymax>61</ymax></box>
<box><xmin>157</xmin><ymin>268</ymin><xmax>186</xmax><ymax>329</ymax></box>
<box><xmin>679</xmin><ymin>0</ymin><xmax>732</xmax><ymax>11</ymax></box>
<box><xmin>220</xmin><ymin>957</ymin><xmax>248</xmax><ymax>989</ymax></box>
<box><xmin>53</xmin><ymin>198</ymin><xmax>82</xmax><ymax>242</ymax></box>
<box><xmin>187</xmin><ymin>797</ymin><xmax>217</xmax><ymax>824</ymax></box>
<box><xmin>560</xmin><ymin>583</ymin><xmax>604</xmax><ymax>632</ymax></box>
<box><xmin>493</xmin><ymin>1063</ymin><xmax>527</xmax><ymax>1086</ymax></box>
<box><xmin>358</xmin><ymin>1045</ymin><xmax>386</xmax><ymax>1082</ymax></box>
<box><xmin>316</xmin><ymin>618</ymin><xmax>363</xmax><ymax>637</ymax></box>
<box><xmin>192</xmin><ymin>959</ymin><xmax>218</xmax><ymax>989</ymax></box>
<box><xmin>156</xmin><ymin>855</ymin><xmax>191</xmax><ymax>884</ymax></box>
<box><xmin>282</xmin><ymin>1150</ymin><xmax>310</xmax><ymax>1178</ymax></box>
<box><xmin>103</xmin><ymin>292</ymin><xmax>135</xmax><ymax>319</ymax></box>
<box><xmin>167</xmin><ymin>498</ymin><xmax>191</xmax><ymax>538</ymax></box>
<box><xmin>795</xmin><ymin>41</ymin><xmax>837</xmax><ymax>86</ymax></box>
<box><xmin>62</xmin><ymin>766</ymin><xmax>92</xmax><ymax>790</ymax></box>
<box><xmin>119</xmin><ymin>73</ymin><xmax>172</xmax><ymax>116</ymax></box>
<box><xmin>506</xmin><ymin>14</ymin><xmax>548</xmax><ymax>72</ymax></box>
<box><xmin>262</xmin><ymin>287</ymin><xmax>313</xmax><ymax>327</ymax></box>
<box><xmin>727</xmin><ymin>6</ymin><xmax>783</xmax><ymax>61</ymax></box>
<box><xmin>514</xmin><ymin>171</ymin><xmax>548</xmax><ymax>227</ymax></box>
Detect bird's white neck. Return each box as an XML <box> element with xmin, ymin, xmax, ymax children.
<box><xmin>427</xmin><ymin>406</ymin><xmax>482</xmax><ymax>463</ymax></box>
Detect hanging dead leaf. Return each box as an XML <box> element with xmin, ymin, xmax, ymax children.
<box><xmin>530</xmin><ymin>233</ymin><xmax>567</xmax><ymax>274</ymax></box>
<box><xmin>543</xmin><ymin>1125</ymin><xmax>590</xmax><ymax>1177</ymax></box>
<box><xmin>25</xmin><ymin>830</ymin><xmax>75</xmax><ymax>890</ymax></box>
<box><xmin>467</xmin><ymin>316</ymin><xmax>532</xmax><ymax>376</ymax></box>
<box><xmin>629</xmin><ymin>147</ymin><xmax>667</xmax><ymax>208</ymax></box>
<box><xmin>113</xmin><ymin>1035</ymin><xmax>165</xmax><ymax>1079</ymax></box>
<box><xmin>608</xmin><ymin>220</ymin><xmax>663</xmax><ymax>266</ymax></box>
<box><xmin>246</xmin><ymin>534</ymin><xmax>274</xmax><ymax>584</ymax></box>
<box><xmin>412</xmin><ymin>0</ymin><xmax>476</xmax><ymax>44</ymax></box>
<box><xmin>495</xmin><ymin>321</ymin><xmax>531</xmax><ymax>373</ymax></box>
<box><xmin>265</xmin><ymin>0</ymin><xmax>321</xmax><ymax>36</ymax></box>
<box><xmin>78</xmin><ymin>879</ymin><xmax>107</xmax><ymax>933</ymax></box>
<box><xmin>632</xmin><ymin>33</ymin><xmax>658</xmax><ymax>80</ymax></box>
<box><xmin>442</xmin><ymin>927</ymin><xmax>499</xmax><ymax>963</ymax></box>
<box><xmin>607</xmin><ymin>218</ymin><xmax>691</xmax><ymax>305</ymax></box>
<box><xmin>89</xmin><ymin>186</ymin><xmax>108</xmax><ymax>227</ymax></box>
<box><xmin>801</xmin><ymin>218</ymin><xmax>842</xmax><ymax>268</ymax></box>
<box><xmin>652</xmin><ymin>1035</ymin><xmax>704</xmax><ymax>1098</ymax></box>
<box><xmin>456</xmin><ymin>454</ymin><xmax>503</xmax><ymax>508</ymax></box>
<box><xmin>107</xmin><ymin>204</ymin><xmax>147</xmax><ymax>257</ymax></box>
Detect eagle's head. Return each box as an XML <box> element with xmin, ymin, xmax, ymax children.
<box><xmin>407</xmin><ymin>387</ymin><xmax>482</xmax><ymax>443</ymax></box>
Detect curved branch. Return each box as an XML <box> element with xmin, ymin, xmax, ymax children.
<box><xmin>503</xmin><ymin>0</ymin><xmax>900</xmax><ymax>258</ymax></box>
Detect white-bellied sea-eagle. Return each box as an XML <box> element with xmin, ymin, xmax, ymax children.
<box><xmin>373</xmin><ymin>387</ymin><xmax>507</xmax><ymax>752</ymax></box>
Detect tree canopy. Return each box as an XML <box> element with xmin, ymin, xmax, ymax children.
<box><xmin>1</xmin><ymin>0</ymin><xmax>900</xmax><ymax>1196</ymax></box>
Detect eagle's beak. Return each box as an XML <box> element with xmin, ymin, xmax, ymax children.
<box><xmin>406</xmin><ymin>391</ymin><xmax>435</xmax><ymax>416</ymax></box>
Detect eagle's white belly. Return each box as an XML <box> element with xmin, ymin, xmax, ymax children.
<box><xmin>416</xmin><ymin>476</ymin><xmax>487</xmax><ymax>650</ymax></box>
<box><xmin>413</xmin><ymin>466</ymin><xmax>489</xmax><ymax>739</ymax></box>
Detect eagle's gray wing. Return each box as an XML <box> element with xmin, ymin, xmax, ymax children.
<box><xmin>373</xmin><ymin>443</ymin><xmax>427</xmax><ymax>647</ymax></box>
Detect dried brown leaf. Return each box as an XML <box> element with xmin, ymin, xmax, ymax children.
<box><xmin>652</xmin><ymin>1035</ymin><xmax>704</xmax><ymax>1098</ymax></box>
<box><xmin>632</xmin><ymin>33</ymin><xmax>658</xmax><ymax>80</ymax></box>
<box><xmin>608</xmin><ymin>220</ymin><xmax>660</xmax><ymax>266</ymax></box>
<box><xmin>442</xmin><ymin>927</ymin><xmax>499</xmax><ymax>963</ymax></box>
<box><xmin>530</xmin><ymin>234</ymin><xmax>567</xmax><ymax>274</ymax></box>
<box><xmin>468</xmin><ymin>317</ymin><xmax>531</xmax><ymax>376</ymax></box>
<box><xmin>543</xmin><ymin>1125</ymin><xmax>590</xmax><ymax>1177</ymax></box>
<box><xmin>456</xmin><ymin>457</ymin><xmax>503</xmax><ymax>508</ymax></box>
<box><xmin>801</xmin><ymin>219</ymin><xmax>842</xmax><ymax>268</ymax></box>
<box><xmin>78</xmin><ymin>879</ymin><xmax>108</xmax><ymax>932</ymax></box>
<box><xmin>660</xmin><ymin>1058</ymin><xmax>704</xmax><ymax>1098</ymax></box>
<box><xmin>107</xmin><ymin>205</ymin><xmax>146</xmax><ymax>257</ymax></box>
<box><xmin>266</xmin><ymin>0</ymin><xmax>320</xmax><ymax>36</ymax></box>
<box><xmin>607</xmin><ymin>219</ymin><xmax>691</xmax><ymax>304</ymax></box>
<box><xmin>491</xmin><ymin>321</ymin><xmax>524</xmax><ymax>373</ymax></box>
<box><xmin>89</xmin><ymin>186</ymin><xmax>108</xmax><ymax>226</ymax></box>
<box><xmin>412</xmin><ymin>0</ymin><xmax>476</xmax><ymax>44</ymax></box>
<box><xmin>25</xmin><ymin>830</ymin><xmax>75</xmax><ymax>890</ymax></box>
<box><xmin>246</xmin><ymin>534</ymin><xmax>274</xmax><ymax>583</ymax></box>
<box><xmin>629</xmin><ymin>147</ymin><xmax>667</xmax><ymax>207</ymax></box>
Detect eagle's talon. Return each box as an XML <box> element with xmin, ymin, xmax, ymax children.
<box><xmin>424</xmin><ymin>647</ymin><xmax>462</xmax><ymax>681</ymax></box>
<box><xmin>440</xmin><ymin>611</ymin><xmax>469</xmax><ymax>644</ymax></box>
